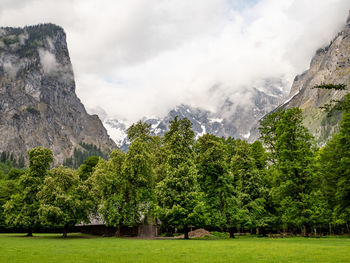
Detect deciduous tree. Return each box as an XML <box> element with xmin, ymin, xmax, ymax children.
<box><xmin>4</xmin><ymin>147</ymin><xmax>53</xmax><ymax>236</ymax></box>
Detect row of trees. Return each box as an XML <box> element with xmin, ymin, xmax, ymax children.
<box><xmin>1</xmin><ymin>94</ymin><xmax>349</xmax><ymax>238</ymax></box>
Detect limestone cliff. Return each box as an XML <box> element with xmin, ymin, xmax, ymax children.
<box><xmin>282</xmin><ymin>11</ymin><xmax>350</xmax><ymax>144</ymax></box>
<box><xmin>0</xmin><ymin>24</ymin><xmax>116</xmax><ymax>163</ymax></box>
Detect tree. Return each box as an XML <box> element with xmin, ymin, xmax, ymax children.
<box><xmin>38</xmin><ymin>166</ymin><xmax>89</xmax><ymax>237</ymax></box>
<box><xmin>259</xmin><ymin>108</ymin><xmax>316</xmax><ymax>235</ymax></box>
<box><xmin>156</xmin><ymin>117</ymin><xmax>207</xmax><ymax>239</ymax></box>
<box><xmin>122</xmin><ymin>137</ymin><xmax>155</xmax><ymax>228</ymax></box>
<box><xmin>0</xmin><ymin>175</ymin><xmax>21</xmax><ymax>228</ymax></box>
<box><xmin>230</xmin><ymin>140</ymin><xmax>268</xmax><ymax>235</ymax></box>
<box><xmin>92</xmin><ymin>137</ymin><xmax>155</xmax><ymax>237</ymax></box>
<box><xmin>4</xmin><ymin>147</ymin><xmax>53</xmax><ymax>236</ymax></box>
<box><xmin>194</xmin><ymin>134</ymin><xmax>236</xmax><ymax>236</ymax></box>
<box><xmin>318</xmin><ymin>93</ymin><xmax>350</xmax><ymax>233</ymax></box>
<box><xmin>91</xmin><ymin>150</ymin><xmax>126</xmax><ymax>236</ymax></box>
<box><xmin>127</xmin><ymin>121</ymin><xmax>152</xmax><ymax>142</ymax></box>
<box><xmin>78</xmin><ymin>156</ymin><xmax>100</xmax><ymax>181</ymax></box>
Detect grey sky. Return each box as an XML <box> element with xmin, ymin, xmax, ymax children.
<box><xmin>0</xmin><ymin>0</ymin><xmax>349</xmax><ymax>121</ymax></box>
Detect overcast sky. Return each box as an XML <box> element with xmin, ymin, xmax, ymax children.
<box><xmin>0</xmin><ymin>0</ymin><xmax>349</xmax><ymax>121</ymax></box>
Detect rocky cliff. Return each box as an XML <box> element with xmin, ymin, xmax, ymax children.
<box><xmin>0</xmin><ymin>24</ymin><xmax>116</xmax><ymax>163</ymax></box>
<box><xmin>280</xmin><ymin>11</ymin><xmax>350</xmax><ymax>144</ymax></box>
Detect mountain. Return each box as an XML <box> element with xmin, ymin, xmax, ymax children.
<box><xmin>0</xmin><ymin>24</ymin><xmax>116</xmax><ymax>163</ymax></box>
<box><xmin>104</xmin><ymin>78</ymin><xmax>287</xmax><ymax>149</ymax></box>
<box><xmin>279</xmin><ymin>11</ymin><xmax>350</xmax><ymax>145</ymax></box>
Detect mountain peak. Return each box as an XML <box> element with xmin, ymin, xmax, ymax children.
<box><xmin>0</xmin><ymin>23</ymin><xmax>116</xmax><ymax>163</ymax></box>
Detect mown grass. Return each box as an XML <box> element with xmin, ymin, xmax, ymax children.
<box><xmin>0</xmin><ymin>233</ymin><xmax>349</xmax><ymax>263</ymax></box>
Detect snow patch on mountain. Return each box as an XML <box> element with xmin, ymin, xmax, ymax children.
<box><xmin>103</xmin><ymin>119</ymin><xmax>131</xmax><ymax>148</ymax></box>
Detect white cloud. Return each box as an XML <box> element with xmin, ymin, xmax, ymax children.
<box><xmin>3</xmin><ymin>59</ymin><xmax>19</xmax><ymax>78</ymax></box>
<box><xmin>38</xmin><ymin>49</ymin><xmax>58</xmax><ymax>75</ymax></box>
<box><xmin>0</xmin><ymin>0</ymin><xmax>349</xmax><ymax>121</ymax></box>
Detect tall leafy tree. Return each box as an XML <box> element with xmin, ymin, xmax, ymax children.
<box><xmin>0</xmin><ymin>170</ymin><xmax>22</xmax><ymax>228</ymax></box>
<box><xmin>156</xmin><ymin>117</ymin><xmax>207</xmax><ymax>239</ymax></box>
<box><xmin>92</xmin><ymin>122</ymin><xmax>155</xmax><ymax>236</ymax></box>
<box><xmin>230</xmin><ymin>140</ymin><xmax>268</xmax><ymax>235</ymax></box>
<box><xmin>259</xmin><ymin>108</ymin><xmax>316</xmax><ymax>235</ymax></box>
<box><xmin>4</xmin><ymin>147</ymin><xmax>53</xmax><ymax>236</ymax></box>
<box><xmin>318</xmin><ymin>93</ymin><xmax>350</xmax><ymax>232</ymax></box>
<box><xmin>38</xmin><ymin>166</ymin><xmax>90</xmax><ymax>237</ymax></box>
<box><xmin>195</xmin><ymin>134</ymin><xmax>236</xmax><ymax>236</ymax></box>
<box><xmin>91</xmin><ymin>150</ymin><xmax>126</xmax><ymax>236</ymax></box>
<box><xmin>122</xmin><ymin>137</ymin><xmax>155</xmax><ymax>227</ymax></box>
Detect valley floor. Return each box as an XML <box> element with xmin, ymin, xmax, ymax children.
<box><xmin>1</xmin><ymin>233</ymin><xmax>349</xmax><ymax>262</ymax></box>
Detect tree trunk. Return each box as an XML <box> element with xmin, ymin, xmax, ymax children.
<box><xmin>62</xmin><ymin>224</ymin><xmax>68</xmax><ymax>238</ymax></box>
<box><xmin>346</xmin><ymin>223</ymin><xmax>349</xmax><ymax>234</ymax></box>
<box><xmin>27</xmin><ymin>227</ymin><xmax>33</xmax><ymax>237</ymax></box>
<box><xmin>301</xmin><ymin>225</ymin><xmax>307</xmax><ymax>237</ymax></box>
<box><xmin>184</xmin><ymin>226</ymin><xmax>189</xmax><ymax>240</ymax></box>
<box><xmin>229</xmin><ymin>228</ymin><xmax>235</xmax><ymax>238</ymax></box>
<box><xmin>260</xmin><ymin>228</ymin><xmax>267</xmax><ymax>237</ymax></box>
<box><xmin>314</xmin><ymin>228</ymin><xmax>317</xmax><ymax>236</ymax></box>
<box><xmin>115</xmin><ymin>224</ymin><xmax>121</xmax><ymax>237</ymax></box>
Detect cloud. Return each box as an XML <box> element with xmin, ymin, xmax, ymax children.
<box><xmin>0</xmin><ymin>0</ymin><xmax>349</xmax><ymax>121</ymax></box>
<box><xmin>38</xmin><ymin>49</ymin><xmax>58</xmax><ymax>75</ymax></box>
<box><xmin>3</xmin><ymin>59</ymin><xmax>19</xmax><ymax>78</ymax></box>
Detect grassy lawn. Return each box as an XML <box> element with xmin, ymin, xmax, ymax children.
<box><xmin>0</xmin><ymin>233</ymin><xmax>349</xmax><ymax>263</ymax></box>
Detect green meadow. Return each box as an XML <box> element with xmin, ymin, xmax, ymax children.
<box><xmin>1</xmin><ymin>234</ymin><xmax>349</xmax><ymax>263</ymax></box>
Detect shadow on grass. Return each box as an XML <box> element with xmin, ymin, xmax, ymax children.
<box><xmin>5</xmin><ymin>233</ymin><xmax>103</xmax><ymax>239</ymax></box>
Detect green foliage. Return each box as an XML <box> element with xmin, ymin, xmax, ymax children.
<box><xmin>163</xmin><ymin>117</ymin><xmax>195</xmax><ymax>166</ymax></box>
<box><xmin>0</xmin><ymin>176</ymin><xmax>20</xmax><ymax>228</ymax></box>
<box><xmin>91</xmin><ymin>136</ymin><xmax>155</xmax><ymax>235</ymax></box>
<box><xmin>157</xmin><ymin>117</ymin><xmax>208</xmax><ymax>239</ymax></box>
<box><xmin>63</xmin><ymin>142</ymin><xmax>109</xmax><ymax>169</ymax></box>
<box><xmin>91</xmin><ymin>150</ymin><xmax>126</xmax><ymax>229</ymax></box>
<box><xmin>3</xmin><ymin>36</ymin><xmax>19</xmax><ymax>46</ymax></box>
<box><xmin>312</xmin><ymin>84</ymin><xmax>347</xmax><ymax>91</ymax></box>
<box><xmin>230</xmin><ymin>140</ymin><xmax>269</xmax><ymax>232</ymax></box>
<box><xmin>1</xmin><ymin>107</ymin><xmax>350</xmax><ymax>237</ymax></box>
<box><xmin>77</xmin><ymin>156</ymin><xmax>100</xmax><ymax>181</ymax></box>
<box><xmin>38</xmin><ymin>166</ymin><xmax>91</xmax><ymax>237</ymax></box>
<box><xmin>194</xmin><ymin>134</ymin><xmax>235</xmax><ymax>232</ymax></box>
<box><xmin>123</xmin><ymin>138</ymin><xmax>155</xmax><ymax>224</ymax></box>
<box><xmin>127</xmin><ymin>121</ymin><xmax>152</xmax><ymax>142</ymax></box>
<box><xmin>4</xmin><ymin>147</ymin><xmax>53</xmax><ymax>235</ymax></box>
<box><xmin>312</xmin><ymin>84</ymin><xmax>349</xmax><ymax>117</ymax></box>
<box><xmin>0</xmin><ymin>151</ymin><xmax>25</xmax><ymax>175</ymax></box>
<box><xmin>259</xmin><ymin>108</ymin><xmax>318</xmax><ymax>233</ymax></box>
<box><xmin>0</xmin><ymin>23</ymin><xmax>63</xmax><ymax>58</ymax></box>
<box><xmin>318</xmin><ymin>93</ymin><xmax>350</xmax><ymax>229</ymax></box>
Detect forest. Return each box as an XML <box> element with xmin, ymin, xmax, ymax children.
<box><xmin>0</xmin><ymin>90</ymin><xmax>349</xmax><ymax>239</ymax></box>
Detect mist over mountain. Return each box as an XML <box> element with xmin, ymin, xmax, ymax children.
<box><xmin>104</xmin><ymin>10</ymin><xmax>350</xmax><ymax>148</ymax></box>
<box><xmin>104</xmin><ymin>78</ymin><xmax>287</xmax><ymax>149</ymax></box>
<box><xmin>280</xmin><ymin>10</ymin><xmax>350</xmax><ymax>145</ymax></box>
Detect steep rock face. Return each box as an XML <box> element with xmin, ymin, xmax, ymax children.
<box><xmin>282</xmin><ymin>11</ymin><xmax>350</xmax><ymax>144</ymax></box>
<box><xmin>0</xmin><ymin>24</ymin><xmax>116</xmax><ymax>163</ymax></box>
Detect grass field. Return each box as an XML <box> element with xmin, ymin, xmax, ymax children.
<box><xmin>0</xmin><ymin>233</ymin><xmax>349</xmax><ymax>263</ymax></box>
